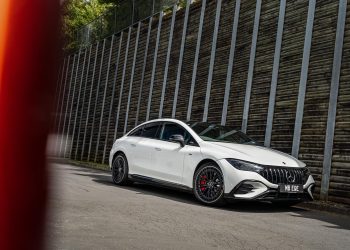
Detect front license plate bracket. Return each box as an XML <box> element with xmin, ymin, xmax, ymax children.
<box><xmin>279</xmin><ymin>184</ymin><xmax>303</xmax><ymax>193</ymax></box>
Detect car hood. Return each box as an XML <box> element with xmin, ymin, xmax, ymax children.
<box><xmin>206</xmin><ymin>142</ymin><xmax>305</xmax><ymax>168</ymax></box>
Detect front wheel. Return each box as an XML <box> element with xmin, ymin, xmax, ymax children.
<box><xmin>193</xmin><ymin>162</ymin><xmax>226</xmax><ymax>206</ymax></box>
<box><xmin>111</xmin><ymin>153</ymin><xmax>130</xmax><ymax>185</ymax></box>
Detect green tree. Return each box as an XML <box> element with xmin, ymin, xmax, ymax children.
<box><xmin>63</xmin><ymin>0</ymin><xmax>113</xmax><ymax>50</ymax></box>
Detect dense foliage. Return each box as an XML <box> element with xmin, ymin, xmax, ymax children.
<box><xmin>63</xmin><ymin>0</ymin><xmax>192</xmax><ymax>51</ymax></box>
<box><xmin>63</xmin><ymin>0</ymin><xmax>113</xmax><ymax>50</ymax></box>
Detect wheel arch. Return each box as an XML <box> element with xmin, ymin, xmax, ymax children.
<box><xmin>110</xmin><ymin>150</ymin><xmax>126</xmax><ymax>169</ymax></box>
<box><xmin>193</xmin><ymin>158</ymin><xmax>222</xmax><ymax>176</ymax></box>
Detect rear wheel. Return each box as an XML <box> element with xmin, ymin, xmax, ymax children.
<box><xmin>112</xmin><ymin>153</ymin><xmax>130</xmax><ymax>185</ymax></box>
<box><xmin>193</xmin><ymin>162</ymin><xmax>225</xmax><ymax>206</ymax></box>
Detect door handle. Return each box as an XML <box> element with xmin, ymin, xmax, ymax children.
<box><xmin>130</xmin><ymin>143</ymin><xmax>136</xmax><ymax>147</ymax></box>
<box><xmin>155</xmin><ymin>147</ymin><xmax>161</xmax><ymax>151</ymax></box>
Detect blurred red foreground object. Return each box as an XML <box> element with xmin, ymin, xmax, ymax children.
<box><xmin>0</xmin><ymin>1</ymin><xmax>61</xmax><ymax>249</ymax></box>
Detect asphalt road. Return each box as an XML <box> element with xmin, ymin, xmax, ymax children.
<box><xmin>47</xmin><ymin>163</ymin><xmax>350</xmax><ymax>250</ymax></box>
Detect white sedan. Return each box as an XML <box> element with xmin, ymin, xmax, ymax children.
<box><xmin>109</xmin><ymin>119</ymin><xmax>315</xmax><ymax>206</ymax></box>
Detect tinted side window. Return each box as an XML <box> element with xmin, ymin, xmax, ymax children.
<box><xmin>129</xmin><ymin>126</ymin><xmax>143</xmax><ymax>136</ymax></box>
<box><xmin>142</xmin><ymin>123</ymin><xmax>161</xmax><ymax>139</ymax></box>
<box><xmin>161</xmin><ymin>123</ymin><xmax>197</xmax><ymax>146</ymax></box>
<box><xmin>161</xmin><ymin>124</ymin><xmax>186</xmax><ymax>141</ymax></box>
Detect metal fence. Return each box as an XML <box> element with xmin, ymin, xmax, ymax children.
<box><xmin>70</xmin><ymin>0</ymin><xmax>179</xmax><ymax>50</ymax></box>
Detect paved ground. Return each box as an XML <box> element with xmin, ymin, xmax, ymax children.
<box><xmin>47</xmin><ymin>163</ymin><xmax>350</xmax><ymax>250</ymax></box>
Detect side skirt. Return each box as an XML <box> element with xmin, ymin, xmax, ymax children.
<box><xmin>129</xmin><ymin>174</ymin><xmax>193</xmax><ymax>193</ymax></box>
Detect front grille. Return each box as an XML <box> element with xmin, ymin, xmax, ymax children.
<box><xmin>259</xmin><ymin>167</ymin><xmax>306</xmax><ymax>185</ymax></box>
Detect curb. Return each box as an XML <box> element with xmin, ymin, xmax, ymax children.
<box><xmin>49</xmin><ymin>157</ymin><xmax>109</xmax><ymax>172</ymax></box>
<box><xmin>296</xmin><ymin>201</ymin><xmax>350</xmax><ymax>216</ymax></box>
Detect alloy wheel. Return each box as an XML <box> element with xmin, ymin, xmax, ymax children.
<box><xmin>195</xmin><ymin>165</ymin><xmax>224</xmax><ymax>204</ymax></box>
<box><xmin>112</xmin><ymin>155</ymin><xmax>126</xmax><ymax>184</ymax></box>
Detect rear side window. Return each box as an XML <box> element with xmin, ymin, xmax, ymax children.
<box><xmin>142</xmin><ymin>123</ymin><xmax>161</xmax><ymax>139</ymax></box>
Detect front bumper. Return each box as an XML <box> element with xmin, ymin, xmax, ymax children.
<box><xmin>224</xmin><ymin>180</ymin><xmax>315</xmax><ymax>201</ymax></box>
<box><xmin>218</xmin><ymin>159</ymin><xmax>315</xmax><ymax>201</ymax></box>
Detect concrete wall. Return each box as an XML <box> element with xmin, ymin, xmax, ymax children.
<box><xmin>54</xmin><ymin>0</ymin><xmax>350</xmax><ymax>204</ymax></box>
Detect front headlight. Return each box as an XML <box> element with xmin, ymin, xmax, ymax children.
<box><xmin>226</xmin><ymin>159</ymin><xmax>264</xmax><ymax>173</ymax></box>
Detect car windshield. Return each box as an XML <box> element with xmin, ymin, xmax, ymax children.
<box><xmin>187</xmin><ymin>122</ymin><xmax>255</xmax><ymax>144</ymax></box>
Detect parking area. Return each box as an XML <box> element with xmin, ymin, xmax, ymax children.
<box><xmin>47</xmin><ymin>163</ymin><xmax>350</xmax><ymax>250</ymax></box>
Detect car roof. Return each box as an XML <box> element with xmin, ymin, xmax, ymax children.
<box><xmin>128</xmin><ymin>118</ymin><xmax>204</xmax><ymax>142</ymax></box>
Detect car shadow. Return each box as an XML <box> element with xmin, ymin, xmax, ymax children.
<box><xmin>70</xmin><ymin>167</ymin><xmax>350</xmax><ymax>231</ymax></box>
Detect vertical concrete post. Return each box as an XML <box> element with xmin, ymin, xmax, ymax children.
<box><xmin>146</xmin><ymin>11</ymin><xmax>163</xmax><ymax>121</ymax></box>
<box><xmin>87</xmin><ymin>39</ymin><xmax>106</xmax><ymax>161</ymax></box>
<box><xmin>159</xmin><ymin>5</ymin><xmax>177</xmax><ymax>118</ymax></box>
<box><xmin>102</xmin><ymin>33</ymin><xmax>123</xmax><ymax>163</ymax></box>
<box><xmin>221</xmin><ymin>0</ymin><xmax>240</xmax><ymax>126</ymax></box>
<box><xmin>114</xmin><ymin>27</ymin><xmax>132</xmax><ymax>140</ymax></box>
<box><xmin>264</xmin><ymin>0</ymin><xmax>286</xmax><ymax>147</ymax></box>
<box><xmin>172</xmin><ymin>0</ymin><xmax>191</xmax><ymax>118</ymax></box>
<box><xmin>94</xmin><ymin>35</ymin><xmax>115</xmax><ymax>162</ymax></box>
<box><xmin>70</xmin><ymin>48</ymin><xmax>88</xmax><ymax>157</ymax></box>
<box><xmin>53</xmin><ymin>58</ymin><xmax>66</xmax><ymax>131</ymax></box>
<box><xmin>187</xmin><ymin>0</ymin><xmax>206</xmax><ymax>121</ymax></box>
<box><xmin>64</xmin><ymin>50</ymin><xmax>82</xmax><ymax>157</ymax></box>
<box><xmin>59</xmin><ymin>53</ymin><xmax>76</xmax><ymax>156</ymax></box>
<box><xmin>81</xmin><ymin>42</ymin><xmax>100</xmax><ymax>160</ymax></box>
<box><xmin>292</xmin><ymin>0</ymin><xmax>316</xmax><ymax>157</ymax></box>
<box><xmin>203</xmin><ymin>0</ymin><xmax>222</xmax><ymax>122</ymax></box>
<box><xmin>74</xmin><ymin>45</ymin><xmax>93</xmax><ymax>159</ymax></box>
<box><xmin>55</xmin><ymin>56</ymin><xmax>70</xmax><ymax>152</ymax></box>
<box><xmin>124</xmin><ymin>23</ymin><xmax>141</xmax><ymax>134</ymax></box>
<box><xmin>320</xmin><ymin>0</ymin><xmax>347</xmax><ymax>200</ymax></box>
<box><xmin>135</xmin><ymin>17</ymin><xmax>153</xmax><ymax>126</ymax></box>
<box><xmin>241</xmin><ymin>0</ymin><xmax>262</xmax><ymax>133</ymax></box>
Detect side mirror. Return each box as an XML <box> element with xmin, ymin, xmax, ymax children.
<box><xmin>169</xmin><ymin>134</ymin><xmax>185</xmax><ymax>147</ymax></box>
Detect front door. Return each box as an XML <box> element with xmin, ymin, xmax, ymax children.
<box><xmin>152</xmin><ymin>123</ymin><xmax>191</xmax><ymax>184</ymax></box>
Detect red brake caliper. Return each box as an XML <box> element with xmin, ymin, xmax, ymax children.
<box><xmin>200</xmin><ymin>175</ymin><xmax>207</xmax><ymax>191</ymax></box>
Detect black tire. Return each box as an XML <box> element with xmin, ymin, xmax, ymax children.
<box><xmin>193</xmin><ymin>162</ymin><xmax>226</xmax><ymax>206</ymax></box>
<box><xmin>111</xmin><ymin>153</ymin><xmax>130</xmax><ymax>185</ymax></box>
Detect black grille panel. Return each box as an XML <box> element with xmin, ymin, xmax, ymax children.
<box><xmin>260</xmin><ymin>167</ymin><xmax>306</xmax><ymax>185</ymax></box>
<box><xmin>258</xmin><ymin>191</ymin><xmax>310</xmax><ymax>201</ymax></box>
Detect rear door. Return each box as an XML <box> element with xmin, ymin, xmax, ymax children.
<box><xmin>131</xmin><ymin>122</ymin><xmax>162</xmax><ymax>177</ymax></box>
<box><xmin>123</xmin><ymin>125</ymin><xmax>144</xmax><ymax>174</ymax></box>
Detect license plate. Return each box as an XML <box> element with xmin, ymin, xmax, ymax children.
<box><xmin>279</xmin><ymin>184</ymin><xmax>303</xmax><ymax>193</ymax></box>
